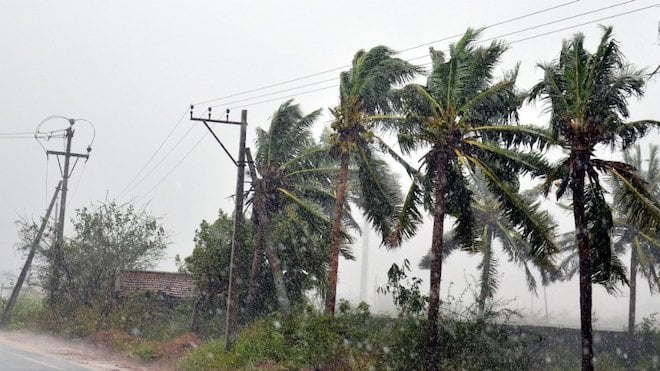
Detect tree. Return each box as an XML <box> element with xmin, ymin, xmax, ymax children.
<box><xmin>611</xmin><ymin>144</ymin><xmax>660</xmax><ymax>370</ymax></box>
<box><xmin>326</xmin><ymin>45</ymin><xmax>420</xmax><ymax>315</ymax></box>
<box><xmin>390</xmin><ymin>29</ymin><xmax>556</xmax><ymax>369</ymax></box>
<box><xmin>185</xmin><ymin>210</ymin><xmax>263</xmax><ymax>331</ymax></box>
<box><xmin>419</xmin><ymin>174</ymin><xmax>557</xmax><ymax>317</ymax></box>
<box><xmin>34</xmin><ymin>201</ymin><xmax>167</xmax><ymax>313</ymax></box>
<box><xmin>247</xmin><ymin>100</ymin><xmax>355</xmax><ymax>316</ymax></box>
<box><xmin>528</xmin><ymin>26</ymin><xmax>660</xmax><ymax>370</ymax></box>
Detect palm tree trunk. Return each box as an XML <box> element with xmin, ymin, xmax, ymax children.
<box><xmin>245</xmin><ymin>210</ymin><xmax>264</xmax><ymax>321</ymax></box>
<box><xmin>571</xmin><ymin>162</ymin><xmax>594</xmax><ymax>371</ymax></box>
<box><xmin>627</xmin><ymin>237</ymin><xmax>638</xmax><ymax>371</ymax></box>
<box><xmin>252</xmin><ymin>184</ymin><xmax>291</xmax><ymax>315</ymax></box>
<box><xmin>264</xmin><ymin>234</ymin><xmax>290</xmax><ymax>315</ymax></box>
<box><xmin>326</xmin><ymin>152</ymin><xmax>350</xmax><ymax>315</ymax></box>
<box><xmin>477</xmin><ymin>225</ymin><xmax>492</xmax><ymax>318</ymax></box>
<box><xmin>426</xmin><ymin>150</ymin><xmax>447</xmax><ymax>371</ymax></box>
<box><xmin>245</xmin><ymin>151</ymin><xmax>263</xmax><ymax>321</ymax></box>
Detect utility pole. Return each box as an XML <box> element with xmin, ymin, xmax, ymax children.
<box><xmin>1</xmin><ymin>181</ymin><xmax>62</xmax><ymax>326</ymax></box>
<box><xmin>43</xmin><ymin>118</ymin><xmax>91</xmax><ymax>302</ymax></box>
<box><xmin>190</xmin><ymin>106</ymin><xmax>248</xmax><ymax>349</ymax></box>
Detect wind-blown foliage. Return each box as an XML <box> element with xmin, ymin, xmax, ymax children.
<box><xmin>248</xmin><ymin>100</ymin><xmax>356</xmax><ymax>316</ymax></box>
<box><xmin>528</xmin><ymin>26</ymin><xmax>660</xmax><ymax>371</ymax></box>
<box><xmin>391</xmin><ymin>29</ymin><xmax>557</xmax><ymax>370</ymax></box>
<box><xmin>39</xmin><ymin>202</ymin><xmax>166</xmax><ymax>313</ymax></box>
<box><xmin>419</xmin><ymin>174</ymin><xmax>557</xmax><ymax>315</ymax></box>
<box><xmin>611</xmin><ymin>145</ymin><xmax>660</xmax><ymax>370</ymax></box>
<box><xmin>325</xmin><ymin>45</ymin><xmax>421</xmax><ymax>315</ymax></box>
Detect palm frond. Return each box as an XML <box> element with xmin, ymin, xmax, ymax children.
<box><xmin>467</xmin><ymin>155</ymin><xmax>557</xmax><ymax>258</ymax></box>
<box><xmin>386</xmin><ymin>174</ymin><xmax>425</xmax><ymax>248</ymax></box>
<box><xmin>354</xmin><ymin>145</ymin><xmax>402</xmax><ymax>243</ymax></box>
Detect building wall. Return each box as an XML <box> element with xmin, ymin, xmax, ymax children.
<box><xmin>115</xmin><ymin>270</ymin><xmax>194</xmax><ymax>299</ymax></box>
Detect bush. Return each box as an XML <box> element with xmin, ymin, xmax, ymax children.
<box><xmin>1</xmin><ymin>292</ymin><xmax>46</xmax><ymax>330</ymax></box>
<box><xmin>181</xmin><ymin>304</ymin><xmax>387</xmax><ymax>370</ymax></box>
<box><xmin>107</xmin><ymin>293</ymin><xmax>193</xmax><ymax>340</ymax></box>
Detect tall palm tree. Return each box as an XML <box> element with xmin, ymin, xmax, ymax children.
<box><xmin>611</xmin><ymin>144</ymin><xmax>660</xmax><ymax>370</ymax></box>
<box><xmin>326</xmin><ymin>46</ymin><xmax>421</xmax><ymax>315</ymax></box>
<box><xmin>528</xmin><ymin>26</ymin><xmax>660</xmax><ymax>371</ymax></box>
<box><xmin>390</xmin><ymin>29</ymin><xmax>556</xmax><ymax>370</ymax></box>
<box><xmin>419</xmin><ymin>174</ymin><xmax>557</xmax><ymax>317</ymax></box>
<box><xmin>246</xmin><ymin>100</ymin><xmax>355</xmax><ymax>316</ymax></box>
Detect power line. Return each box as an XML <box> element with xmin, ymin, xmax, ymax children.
<box><xmin>139</xmin><ymin>1</ymin><xmax>655</xmax><ymax>198</ymax></box>
<box><xmin>507</xmin><ymin>3</ymin><xmax>660</xmax><ymax>45</ymax></box>
<box><xmin>224</xmin><ymin>2</ymin><xmax>659</xmax><ymax>111</ymax></box>
<box><xmin>210</xmin><ymin>77</ymin><xmax>338</xmax><ymax>109</ymax></box>
<box><xmin>118</xmin><ymin>108</ymin><xmax>188</xmax><ymax>196</ymax></box>
<box><xmin>396</xmin><ymin>0</ymin><xmax>583</xmax><ymax>53</ymax></box>
<box><xmin>229</xmin><ymin>84</ymin><xmax>339</xmax><ymax>110</ymax></box>
<box><xmin>198</xmin><ymin>0</ymin><xmax>641</xmax><ymax>112</ymax></box>
<box><xmin>192</xmin><ymin>0</ymin><xmax>582</xmax><ymax>107</ymax></box>
<box><xmin>135</xmin><ymin>131</ymin><xmax>208</xmax><ymax>203</ymax></box>
<box><xmin>121</xmin><ymin>122</ymin><xmax>196</xmax><ymax>198</ymax></box>
<box><xmin>0</xmin><ymin>131</ymin><xmax>36</xmax><ymax>136</ymax></box>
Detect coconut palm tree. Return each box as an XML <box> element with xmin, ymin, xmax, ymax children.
<box><xmin>419</xmin><ymin>174</ymin><xmax>557</xmax><ymax>317</ymax></box>
<box><xmin>528</xmin><ymin>26</ymin><xmax>660</xmax><ymax>371</ymax></box>
<box><xmin>246</xmin><ymin>100</ymin><xmax>356</xmax><ymax>316</ymax></box>
<box><xmin>326</xmin><ymin>46</ymin><xmax>421</xmax><ymax>315</ymax></box>
<box><xmin>611</xmin><ymin>144</ymin><xmax>660</xmax><ymax>370</ymax></box>
<box><xmin>389</xmin><ymin>29</ymin><xmax>556</xmax><ymax>370</ymax></box>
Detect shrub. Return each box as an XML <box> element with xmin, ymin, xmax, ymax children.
<box><xmin>3</xmin><ymin>292</ymin><xmax>45</xmax><ymax>330</ymax></box>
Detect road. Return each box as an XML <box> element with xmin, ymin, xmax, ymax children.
<box><xmin>0</xmin><ymin>331</ymin><xmax>145</xmax><ymax>371</ymax></box>
<box><xmin>0</xmin><ymin>344</ymin><xmax>89</xmax><ymax>370</ymax></box>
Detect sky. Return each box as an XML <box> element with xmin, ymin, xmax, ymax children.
<box><xmin>1</xmin><ymin>0</ymin><xmax>659</xmax><ymax>330</ymax></box>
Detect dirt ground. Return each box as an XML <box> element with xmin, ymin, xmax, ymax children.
<box><xmin>0</xmin><ymin>330</ymin><xmax>156</xmax><ymax>370</ymax></box>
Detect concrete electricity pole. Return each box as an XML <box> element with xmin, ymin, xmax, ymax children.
<box><xmin>1</xmin><ymin>181</ymin><xmax>62</xmax><ymax>326</ymax></box>
<box><xmin>39</xmin><ymin>118</ymin><xmax>92</xmax><ymax>302</ymax></box>
<box><xmin>190</xmin><ymin>107</ymin><xmax>248</xmax><ymax>349</ymax></box>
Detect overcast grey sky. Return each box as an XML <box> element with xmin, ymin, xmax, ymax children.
<box><xmin>1</xmin><ymin>0</ymin><xmax>659</xmax><ymax>329</ymax></box>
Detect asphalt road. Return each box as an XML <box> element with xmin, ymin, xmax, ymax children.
<box><xmin>0</xmin><ymin>344</ymin><xmax>89</xmax><ymax>371</ymax></box>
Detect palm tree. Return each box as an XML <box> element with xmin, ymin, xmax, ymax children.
<box><xmin>390</xmin><ymin>29</ymin><xmax>556</xmax><ymax>370</ymax></box>
<box><xmin>419</xmin><ymin>174</ymin><xmax>557</xmax><ymax>317</ymax></box>
<box><xmin>528</xmin><ymin>26</ymin><xmax>660</xmax><ymax>371</ymax></box>
<box><xmin>246</xmin><ymin>100</ymin><xmax>355</xmax><ymax>316</ymax></box>
<box><xmin>326</xmin><ymin>46</ymin><xmax>421</xmax><ymax>315</ymax></box>
<box><xmin>611</xmin><ymin>144</ymin><xmax>660</xmax><ymax>370</ymax></box>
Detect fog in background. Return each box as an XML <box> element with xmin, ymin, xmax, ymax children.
<box><xmin>1</xmin><ymin>0</ymin><xmax>659</xmax><ymax>330</ymax></box>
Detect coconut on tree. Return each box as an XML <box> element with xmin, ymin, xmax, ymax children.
<box><xmin>528</xmin><ymin>26</ymin><xmax>660</xmax><ymax>371</ymax></box>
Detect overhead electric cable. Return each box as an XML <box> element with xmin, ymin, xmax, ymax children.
<box><xmin>229</xmin><ymin>85</ymin><xmax>339</xmax><ymax>110</ymax></box>
<box><xmin>201</xmin><ymin>0</ymin><xmax>638</xmax><ymax>111</ymax></box>
<box><xmin>507</xmin><ymin>3</ymin><xmax>659</xmax><ymax>45</ymax></box>
<box><xmin>226</xmin><ymin>2</ymin><xmax>658</xmax><ymax>110</ymax></box>
<box><xmin>135</xmin><ymin>131</ymin><xmax>209</xmax><ymax>203</ymax></box>
<box><xmin>210</xmin><ymin>77</ymin><xmax>338</xmax><ymax>109</ymax></box>
<box><xmin>118</xmin><ymin>108</ymin><xmax>189</xmax><ymax>196</ymax></box>
<box><xmin>121</xmin><ymin>123</ymin><xmax>196</xmax><ymax>197</ymax></box>
<box><xmin>192</xmin><ymin>0</ymin><xmax>582</xmax><ymax>107</ymax></box>
<box><xmin>397</xmin><ymin>0</ymin><xmax>583</xmax><ymax>53</ymax></box>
